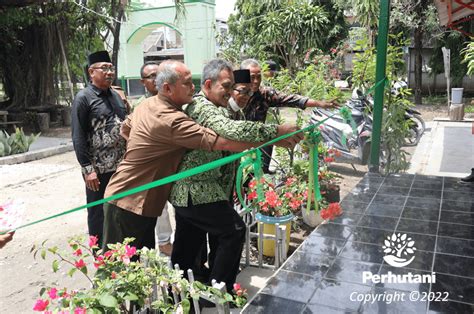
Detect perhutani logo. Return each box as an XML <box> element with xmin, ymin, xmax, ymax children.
<box><xmin>361</xmin><ymin>233</ymin><xmax>436</xmax><ymax>285</ymax></box>
<box><xmin>382</xmin><ymin>233</ymin><xmax>416</xmax><ymax>267</ymax></box>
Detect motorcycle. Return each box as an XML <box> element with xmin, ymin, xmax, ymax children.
<box><xmin>310</xmin><ymin>86</ymin><xmax>425</xmax><ymax>168</ymax></box>
<box><xmin>310</xmin><ymin>93</ymin><xmax>375</xmax><ymax>166</ymax></box>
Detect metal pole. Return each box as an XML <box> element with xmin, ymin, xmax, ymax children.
<box><xmin>369</xmin><ymin>0</ymin><xmax>391</xmax><ymax>172</ymax></box>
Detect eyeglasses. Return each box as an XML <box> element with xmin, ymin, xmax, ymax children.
<box><xmin>233</xmin><ymin>88</ymin><xmax>254</xmax><ymax>96</ymax></box>
<box><xmin>142</xmin><ymin>73</ymin><xmax>157</xmax><ymax>80</ymax></box>
<box><xmin>91</xmin><ymin>66</ymin><xmax>116</xmax><ymax>73</ymax></box>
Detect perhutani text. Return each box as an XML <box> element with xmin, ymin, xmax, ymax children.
<box><xmin>362</xmin><ymin>271</ymin><xmax>436</xmax><ymax>284</ymax></box>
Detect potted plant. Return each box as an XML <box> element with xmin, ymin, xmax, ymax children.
<box><xmin>246</xmin><ymin>175</ymin><xmax>304</xmax><ymax>256</ymax></box>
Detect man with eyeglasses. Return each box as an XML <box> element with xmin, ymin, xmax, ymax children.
<box><xmin>131</xmin><ymin>61</ymin><xmax>174</xmax><ymax>257</ymax></box>
<box><xmin>241</xmin><ymin>58</ymin><xmax>339</xmax><ymax>173</ymax></box>
<box><xmin>71</xmin><ymin>50</ymin><xmax>127</xmax><ymax>246</ymax></box>
<box><xmin>228</xmin><ymin>69</ymin><xmax>254</xmax><ymax>120</ymax></box>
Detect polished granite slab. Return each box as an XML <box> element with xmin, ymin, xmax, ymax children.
<box><xmin>243</xmin><ymin>174</ymin><xmax>474</xmax><ymax>314</ymax></box>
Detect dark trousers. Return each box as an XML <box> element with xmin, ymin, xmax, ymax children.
<box><xmin>172</xmin><ymin>200</ymin><xmax>246</xmax><ymax>293</ymax></box>
<box><xmin>261</xmin><ymin>145</ymin><xmax>274</xmax><ymax>173</ymax></box>
<box><xmin>85</xmin><ymin>171</ymin><xmax>114</xmax><ymax>246</ymax></box>
<box><xmin>102</xmin><ymin>202</ymin><xmax>157</xmax><ymax>252</ymax></box>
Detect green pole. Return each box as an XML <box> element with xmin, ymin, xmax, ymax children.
<box><xmin>369</xmin><ymin>0</ymin><xmax>391</xmax><ymax>172</ymax></box>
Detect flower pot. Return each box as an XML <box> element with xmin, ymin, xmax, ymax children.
<box><xmin>256</xmin><ymin>213</ymin><xmax>293</xmax><ymax>257</ymax></box>
<box><xmin>301</xmin><ymin>209</ymin><xmax>324</xmax><ymax>227</ymax></box>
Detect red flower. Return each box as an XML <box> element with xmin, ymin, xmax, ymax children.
<box><xmin>265</xmin><ymin>190</ymin><xmax>279</xmax><ymax>207</ymax></box>
<box><xmin>88</xmin><ymin>235</ymin><xmax>98</xmax><ymax>248</ymax></box>
<box><xmin>47</xmin><ymin>287</ymin><xmax>58</xmax><ymax>300</ymax></box>
<box><xmin>285</xmin><ymin>177</ymin><xmax>297</xmax><ymax>186</ymax></box>
<box><xmin>73</xmin><ymin>248</ymin><xmax>82</xmax><ymax>257</ymax></box>
<box><xmin>248</xmin><ymin>180</ymin><xmax>257</xmax><ymax>189</ymax></box>
<box><xmin>284</xmin><ymin>192</ymin><xmax>293</xmax><ymax>199</ymax></box>
<box><xmin>111</xmin><ymin>271</ymin><xmax>117</xmax><ymax>279</ymax></box>
<box><xmin>320</xmin><ymin>202</ymin><xmax>343</xmax><ymax>220</ymax></box>
<box><xmin>247</xmin><ymin>190</ymin><xmax>258</xmax><ymax>201</ymax></box>
<box><xmin>33</xmin><ymin>299</ymin><xmax>49</xmax><ymax>311</ymax></box>
<box><xmin>74</xmin><ymin>259</ymin><xmax>86</xmax><ymax>269</ymax></box>
<box><xmin>324</xmin><ymin>157</ymin><xmax>335</xmax><ymax>163</ymax></box>
<box><xmin>233</xmin><ymin>283</ymin><xmax>242</xmax><ymax>291</ymax></box>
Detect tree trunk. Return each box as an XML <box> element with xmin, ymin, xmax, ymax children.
<box><xmin>414</xmin><ymin>27</ymin><xmax>423</xmax><ymax>105</ymax></box>
<box><xmin>111</xmin><ymin>1</ymin><xmax>126</xmax><ymax>85</ymax></box>
<box><xmin>413</xmin><ymin>0</ymin><xmax>428</xmax><ymax>105</ymax></box>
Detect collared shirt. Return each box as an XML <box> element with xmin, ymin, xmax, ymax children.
<box><xmin>169</xmin><ymin>92</ymin><xmax>279</xmax><ymax>207</ymax></box>
<box><xmin>243</xmin><ymin>86</ymin><xmax>309</xmax><ymax>122</ymax></box>
<box><xmin>71</xmin><ymin>84</ymin><xmax>127</xmax><ymax>175</ymax></box>
<box><xmin>104</xmin><ymin>94</ymin><xmax>219</xmax><ymax>217</ymax></box>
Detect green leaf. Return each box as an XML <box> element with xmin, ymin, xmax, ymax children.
<box><xmin>67</xmin><ymin>267</ymin><xmax>77</xmax><ymax>277</ymax></box>
<box><xmin>181</xmin><ymin>299</ymin><xmax>191</xmax><ymax>313</ymax></box>
<box><xmin>52</xmin><ymin>260</ymin><xmax>59</xmax><ymax>273</ymax></box>
<box><xmin>40</xmin><ymin>250</ymin><xmax>46</xmax><ymax>260</ymax></box>
<box><xmin>39</xmin><ymin>287</ymin><xmax>46</xmax><ymax>296</ymax></box>
<box><xmin>80</xmin><ymin>266</ymin><xmax>88</xmax><ymax>276</ymax></box>
<box><xmin>124</xmin><ymin>292</ymin><xmax>138</xmax><ymax>301</ymax></box>
<box><xmin>99</xmin><ymin>294</ymin><xmax>118</xmax><ymax>308</ymax></box>
<box><xmin>48</xmin><ymin>246</ymin><xmax>58</xmax><ymax>254</ymax></box>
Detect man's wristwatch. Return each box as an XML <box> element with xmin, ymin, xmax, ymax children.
<box><xmin>81</xmin><ymin>165</ymin><xmax>95</xmax><ymax>175</ymax></box>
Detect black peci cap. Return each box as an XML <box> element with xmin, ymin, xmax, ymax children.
<box><xmin>88</xmin><ymin>50</ymin><xmax>112</xmax><ymax>67</ymax></box>
<box><xmin>233</xmin><ymin>69</ymin><xmax>251</xmax><ymax>83</ymax></box>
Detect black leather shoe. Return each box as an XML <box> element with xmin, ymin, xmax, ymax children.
<box><xmin>460</xmin><ymin>168</ymin><xmax>474</xmax><ymax>183</ymax></box>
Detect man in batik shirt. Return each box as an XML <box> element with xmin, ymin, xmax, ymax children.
<box><xmin>170</xmin><ymin>59</ymin><xmax>303</xmax><ymax>293</ymax></box>
<box><xmin>72</xmin><ymin>51</ymin><xmax>127</xmax><ymax>246</ymax></box>
<box><xmin>241</xmin><ymin>58</ymin><xmax>338</xmax><ymax>173</ymax></box>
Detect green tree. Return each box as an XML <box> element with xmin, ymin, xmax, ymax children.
<box><xmin>226</xmin><ymin>0</ymin><xmax>347</xmax><ymax>74</ymax></box>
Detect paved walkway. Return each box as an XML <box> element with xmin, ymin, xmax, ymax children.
<box><xmin>409</xmin><ymin>120</ymin><xmax>474</xmax><ymax>178</ymax></box>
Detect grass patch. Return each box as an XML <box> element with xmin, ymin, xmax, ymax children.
<box><xmin>465</xmin><ymin>105</ymin><xmax>474</xmax><ymax>113</ymax></box>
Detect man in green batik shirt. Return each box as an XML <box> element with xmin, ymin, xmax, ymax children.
<box><xmin>169</xmin><ymin>59</ymin><xmax>303</xmax><ymax>294</ymax></box>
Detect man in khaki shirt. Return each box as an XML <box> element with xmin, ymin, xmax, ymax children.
<box><xmin>102</xmin><ymin>60</ymin><xmax>302</xmax><ymax>251</ymax></box>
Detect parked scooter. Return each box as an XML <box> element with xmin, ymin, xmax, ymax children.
<box><xmin>310</xmin><ymin>93</ymin><xmax>375</xmax><ymax>166</ymax></box>
<box><xmin>310</xmin><ymin>84</ymin><xmax>425</xmax><ymax>168</ymax></box>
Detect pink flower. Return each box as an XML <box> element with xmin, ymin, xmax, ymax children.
<box><xmin>88</xmin><ymin>235</ymin><xmax>98</xmax><ymax>248</ymax></box>
<box><xmin>33</xmin><ymin>299</ymin><xmax>49</xmax><ymax>311</ymax></box>
<box><xmin>233</xmin><ymin>283</ymin><xmax>242</xmax><ymax>291</ymax></box>
<box><xmin>125</xmin><ymin>245</ymin><xmax>137</xmax><ymax>257</ymax></box>
<box><xmin>44</xmin><ymin>311</ymin><xmax>52</xmax><ymax>314</ymax></box>
<box><xmin>284</xmin><ymin>192</ymin><xmax>293</xmax><ymax>199</ymax></box>
<box><xmin>104</xmin><ymin>250</ymin><xmax>114</xmax><ymax>259</ymax></box>
<box><xmin>47</xmin><ymin>287</ymin><xmax>58</xmax><ymax>300</ymax></box>
<box><xmin>121</xmin><ymin>255</ymin><xmax>131</xmax><ymax>265</ymax></box>
<box><xmin>73</xmin><ymin>248</ymin><xmax>82</xmax><ymax>257</ymax></box>
<box><xmin>74</xmin><ymin>307</ymin><xmax>87</xmax><ymax>314</ymax></box>
<box><xmin>93</xmin><ymin>255</ymin><xmax>105</xmax><ymax>269</ymax></box>
<box><xmin>74</xmin><ymin>259</ymin><xmax>86</xmax><ymax>269</ymax></box>
<box><xmin>111</xmin><ymin>271</ymin><xmax>117</xmax><ymax>279</ymax></box>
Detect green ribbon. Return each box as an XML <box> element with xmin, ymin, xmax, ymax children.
<box><xmin>3</xmin><ymin>114</ymin><xmax>338</xmax><ymax>235</ymax></box>
<box><xmin>306</xmin><ymin>130</ymin><xmax>321</xmax><ymax>213</ymax></box>
<box><xmin>339</xmin><ymin>106</ymin><xmax>357</xmax><ymax>148</ymax></box>
<box><xmin>235</xmin><ymin>150</ymin><xmax>265</xmax><ymax>213</ymax></box>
